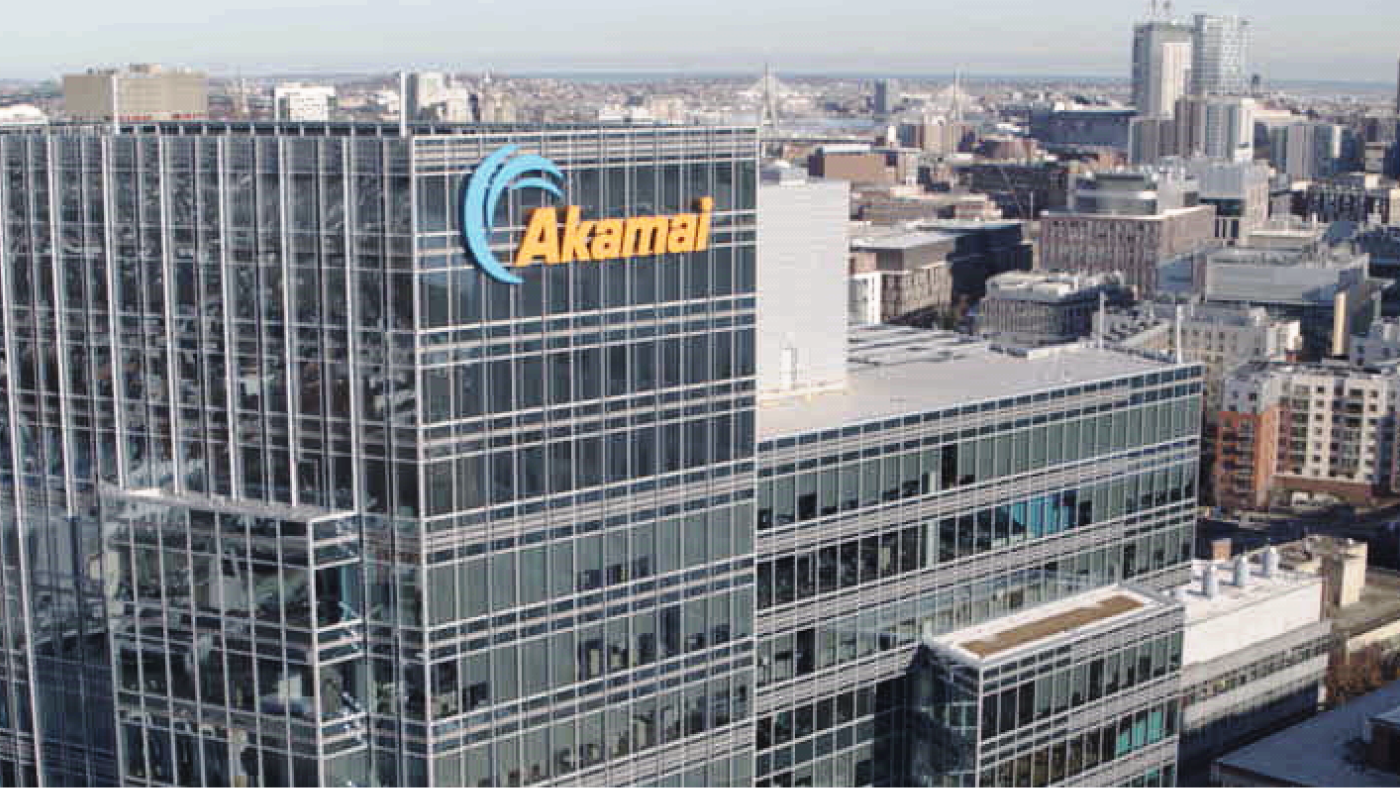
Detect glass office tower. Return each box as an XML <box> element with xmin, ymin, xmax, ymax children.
<box><xmin>0</xmin><ymin>122</ymin><xmax>758</xmax><ymax>786</ymax></box>
<box><xmin>751</xmin><ymin>327</ymin><xmax>1201</xmax><ymax>787</ymax></box>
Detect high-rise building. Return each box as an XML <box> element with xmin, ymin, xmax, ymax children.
<box><xmin>1191</xmin><ymin>15</ymin><xmax>1251</xmax><ymax>96</ymax></box>
<box><xmin>1132</xmin><ymin>21</ymin><xmax>1194</xmax><ymax>118</ymax></box>
<box><xmin>0</xmin><ymin>118</ymin><xmax>1208</xmax><ymax>788</ymax></box>
<box><xmin>873</xmin><ymin>79</ymin><xmax>895</xmax><ymax>118</ymax></box>
<box><xmin>1267</xmin><ymin>122</ymin><xmax>1344</xmax><ymax>181</ymax></box>
<box><xmin>0</xmin><ymin>120</ymin><xmax>759</xmax><ymax>787</ymax></box>
<box><xmin>755</xmin><ymin>324</ymin><xmax>1203</xmax><ymax>787</ymax></box>
<box><xmin>62</xmin><ymin>64</ymin><xmax>207</xmax><ymax>122</ymax></box>
<box><xmin>1175</xmin><ymin>95</ymin><xmax>1255</xmax><ymax>162</ymax></box>
<box><xmin>1217</xmin><ymin>361</ymin><xmax>1400</xmax><ymax>510</ymax></box>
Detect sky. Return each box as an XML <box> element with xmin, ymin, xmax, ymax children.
<box><xmin>2</xmin><ymin>0</ymin><xmax>1397</xmax><ymax>84</ymax></box>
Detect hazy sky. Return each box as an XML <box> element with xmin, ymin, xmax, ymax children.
<box><xmin>3</xmin><ymin>0</ymin><xmax>1397</xmax><ymax>83</ymax></box>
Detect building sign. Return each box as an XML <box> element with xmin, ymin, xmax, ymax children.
<box><xmin>460</xmin><ymin>145</ymin><xmax>712</xmax><ymax>285</ymax></box>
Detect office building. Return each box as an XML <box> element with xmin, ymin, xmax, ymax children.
<box><xmin>1213</xmin><ymin>678</ymin><xmax>1400</xmax><ymax>786</ymax></box>
<box><xmin>912</xmin><ymin>585</ymin><xmax>1184</xmax><ymax>787</ymax></box>
<box><xmin>976</xmin><ymin>271</ymin><xmax>1131</xmax><ymax>347</ymax></box>
<box><xmin>0</xmin><ymin>120</ymin><xmax>759</xmax><ymax>787</ymax></box>
<box><xmin>1302</xmin><ymin>173</ymin><xmax>1400</xmax><ymax>225</ymax></box>
<box><xmin>755</xmin><ymin>324</ymin><xmax>1203</xmax><ymax>786</ymax></box>
<box><xmin>1029</xmin><ymin>108</ymin><xmax>1135</xmax><ymax>151</ymax></box>
<box><xmin>0</xmin><ymin>116</ymin><xmax>1206</xmax><ymax>788</ymax></box>
<box><xmin>758</xmin><ymin>164</ymin><xmax>849</xmax><ymax>398</ymax></box>
<box><xmin>1268</xmin><ymin>122</ymin><xmax>1344</xmax><ymax>181</ymax></box>
<box><xmin>1191</xmin><ymin>15</ymin><xmax>1251</xmax><ymax>97</ymax></box>
<box><xmin>272</xmin><ymin>83</ymin><xmax>336</xmax><ymax>122</ymax></box>
<box><xmin>1177</xmin><ymin>157</ymin><xmax>1272</xmax><ymax>241</ymax></box>
<box><xmin>1216</xmin><ymin>361</ymin><xmax>1400</xmax><ymax>510</ymax></box>
<box><xmin>1133</xmin><ymin>21</ymin><xmax>1194</xmax><ymax>118</ymax></box>
<box><xmin>1174</xmin><ymin>95</ymin><xmax>1255</xmax><ymax>162</ymax></box>
<box><xmin>1039</xmin><ymin>170</ymin><xmax>1217</xmax><ymax>294</ymax></box>
<box><xmin>1174</xmin><ymin>551</ymin><xmax>1331</xmax><ymax>777</ymax></box>
<box><xmin>872</xmin><ymin>80</ymin><xmax>895</xmax><ymax>119</ymax></box>
<box><xmin>62</xmin><ymin>64</ymin><xmax>207</xmax><ymax>122</ymax></box>
<box><xmin>1199</xmin><ymin>244</ymin><xmax>1383</xmax><ymax>360</ymax></box>
<box><xmin>848</xmin><ymin>230</ymin><xmax>956</xmax><ymax>325</ymax></box>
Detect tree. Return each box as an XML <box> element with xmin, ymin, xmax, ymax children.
<box><xmin>1324</xmin><ymin>644</ymin><xmax>1400</xmax><ymax>709</ymax></box>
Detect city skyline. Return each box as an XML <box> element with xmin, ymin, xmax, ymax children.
<box><xmin>0</xmin><ymin>0</ymin><xmax>1397</xmax><ymax>83</ymax></box>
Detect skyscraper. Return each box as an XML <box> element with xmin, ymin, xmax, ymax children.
<box><xmin>0</xmin><ymin>121</ymin><xmax>759</xmax><ymax>787</ymax></box>
<box><xmin>1</xmin><ymin>118</ymin><xmax>1204</xmax><ymax>788</ymax></box>
<box><xmin>873</xmin><ymin>80</ymin><xmax>896</xmax><ymax>119</ymax></box>
<box><xmin>1132</xmin><ymin>21</ymin><xmax>1194</xmax><ymax>118</ymax></box>
<box><xmin>1191</xmin><ymin>15</ymin><xmax>1251</xmax><ymax>96</ymax></box>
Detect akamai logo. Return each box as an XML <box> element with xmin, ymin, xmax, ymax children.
<box><xmin>460</xmin><ymin>145</ymin><xmax>565</xmax><ymax>285</ymax></box>
<box><xmin>460</xmin><ymin>145</ymin><xmax>714</xmax><ymax>285</ymax></box>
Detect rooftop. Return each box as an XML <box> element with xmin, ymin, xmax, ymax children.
<box><xmin>758</xmin><ymin>325</ymin><xmax>1179</xmax><ymax>439</ymax></box>
<box><xmin>985</xmin><ymin>270</ymin><xmax>1125</xmax><ymax>301</ymax></box>
<box><xmin>1215</xmin><ymin>680</ymin><xmax>1400</xmax><ymax>787</ymax></box>
<box><xmin>851</xmin><ymin>229</ymin><xmax>958</xmax><ymax>251</ymax></box>
<box><xmin>928</xmin><ymin>586</ymin><xmax>1160</xmax><ymax>665</ymax></box>
<box><xmin>1176</xmin><ymin>557</ymin><xmax>1322</xmax><ymax>627</ymax></box>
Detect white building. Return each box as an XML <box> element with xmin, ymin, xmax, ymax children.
<box><xmin>1174</xmin><ymin>550</ymin><xmax>1331</xmax><ymax>774</ymax></box>
<box><xmin>0</xmin><ymin>104</ymin><xmax>46</xmax><ymax>126</ymax></box>
<box><xmin>757</xmin><ymin>163</ymin><xmax>850</xmax><ymax>399</ymax></box>
<box><xmin>272</xmin><ymin>83</ymin><xmax>336</xmax><ymax>122</ymax></box>
<box><xmin>1132</xmin><ymin>21</ymin><xmax>1194</xmax><ymax>117</ymax></box>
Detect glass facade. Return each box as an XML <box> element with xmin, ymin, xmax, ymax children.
<box><xmin>0</xmin><ymin>122</ymin><xmax>758</xmax><ymax>787</ymax></box>
<box><xmin>752</xmin><ymin>363</ymin><xmax>1202</xmax><ymax>787</ymax></box>
<box><xmin>0</xmin><ymin>120</ymin><xmax>1202</xmax><ymax>788</ymax></box>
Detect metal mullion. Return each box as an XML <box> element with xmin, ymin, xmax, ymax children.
<box><xmin>0</xmin><ymin>136</ymin><xmax>50</xmax><ymax>786</ymax></box>
<box><xmin>216</xmin><ymin>139</ymin><xmax>242</xmax><ymax>497</ymax></box>
<box><xmin>278</xmin><ymin>138</ymin><xmax>299</xmax><ymax>506</ymax></box>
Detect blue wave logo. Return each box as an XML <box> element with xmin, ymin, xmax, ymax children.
<box><xmin>459</xmin><ymin>145</ymin><xmax>565</xmax><ymax>285</ymax></box>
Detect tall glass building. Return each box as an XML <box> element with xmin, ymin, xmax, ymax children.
<box><xmin>0</xmin><ymin>121</ymin><xmax>758</xmax><ymax>787</ymax></box>
<box><xmin>1</xmin><ymin>120</ymin><xmax>1202</xmax><ymax>788</ymax></box>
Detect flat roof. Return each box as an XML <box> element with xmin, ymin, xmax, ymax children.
<box><xmin>928</xmin><ymin>586</ymin><xmax>1160</xmax><ymax>665</ymax></box>
<box><xmin>851</xmin><ymin>230</ymin><xmax>957</xmax><ymax>251</ymax></box>
<box><xmin>1177</xmin><ymin>558</ymin><xmax>1322</xmax><ymax>626</ymax></box>
<box><xmin>1215</xmin><ymin>680</ymin><xmax>1400</xmax><ymax>786</ymax></box>
<box><xmin>758</xmin><ymin>325</ymin><xmax>1178</xmax><ymax>439</ymax></box>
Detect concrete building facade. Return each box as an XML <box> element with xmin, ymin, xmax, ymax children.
<box><xmin>1133</xmin><ymin>21</ymin><xmax>1194</xmax><ymax>118</ymax></box>
<box><xmin>62</xmin><ymin>64</ymin><xmax>207</xmax><ymax>122</ymax></box>
<box><xmin>976</xmin><ymin>271</ymin><xmax>1131</xmax><ymax>347</ymax></box>
<box><xmin>1174</xmin><ymin>552</ymin><xmax>1331</xmax><ymax>776</ymax></box>
<box><xmin>1039</xmin><ymin>170</ymin><xmax>1217</xmax><ymax>295</ymax></box>
<box><xmin>758</xmin><ymin>165</ymin><xmax>850</xmax><ymax>398</ymax></box>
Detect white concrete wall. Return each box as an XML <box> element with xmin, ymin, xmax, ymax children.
<box><xmin>1183</xmin><ymin>581</ymin><xmax>1323</xmax><ymax>666</ymax></box>
<box><xmin>757</xmin><ymin>177</ymin><xmax>850</xmax><ymax>399</ymax></box>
